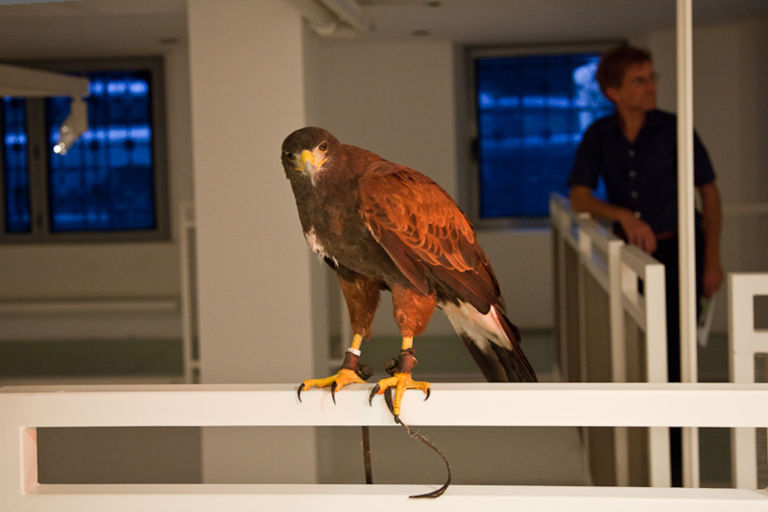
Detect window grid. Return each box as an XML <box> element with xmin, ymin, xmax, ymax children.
<box><xmin>474</xmin><ymin>52</ymin><xmax>612</xmax><ymax>219</ymax></box>
<box><xmin>2</xmin><ymin>97</ymin><xmax>31</xmax><ymax>232</ymax></box>
<box><xmin>45</xmin><ymin>70</ymin><xmax>156</xmax><ymax>232</ymax></box>
<box><xmin>0</xmin><ymin>60</ymin><xmax>166</xmax><ymax>242</ymax></box>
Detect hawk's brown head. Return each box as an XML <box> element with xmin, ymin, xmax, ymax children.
<box><xmin>281</xmin><ymin>126</ymin><xmax>341</xmax><ymax>186</ymax></box>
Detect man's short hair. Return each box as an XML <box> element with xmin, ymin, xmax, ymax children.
<box><xmin>595</xmin><ymin>45</ymin><xmax>652</xmax><ymax>95</ymax></box>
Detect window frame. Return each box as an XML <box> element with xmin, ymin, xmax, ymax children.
<box><xmin>0</xmin><ymin>57</ymin><xmax>170</xmax><ymax>244</ymax></box>
<box><xmin>463</xmin><ymin>42</ymin><xmax>619</xmax><ymax>230</ymax></box>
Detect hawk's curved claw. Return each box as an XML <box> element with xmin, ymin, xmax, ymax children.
<box><xmin>297</xmin><ymin>382</ymin><xmax>305</xmax><ymax>402</ymax></box>
<box><xmin>425</xmin><ymin>387</ymin><xmax>431</xmax><ymax>401</ymax></box>
<box><xmin>297</xmin><ymin>368</ymin><xmax>366</xmax><ymax>403</ymax></box>
<box><xmin>368</xmin><ymin>384</ymin><xmax>380</xmax><ymax>406</ymax></box>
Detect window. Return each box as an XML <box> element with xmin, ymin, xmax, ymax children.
<box><xmin>0</xmin><ymin>58</ymin><xmax>168</xmax><ymax>242</ymax></box>
<box><xmin>1</xmin><ymin>97</ymin><xmax>30</xmax><ymax>232</ymax></box>
<box><xmin>469</xmin><ymin>46</ymin><xmax>613</xmax><ymax>224</ymax></box>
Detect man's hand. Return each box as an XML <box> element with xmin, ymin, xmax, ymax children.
<box><xmin>570</xmin><ymin>185</ymin><xmax>656</xmax><ymax>253</ymax></box>
<box><xmin>702</xmin><ymin>257</ymin><xmax>724</xmax><ymax>298</ymax></box>
<box><xmin>698</xmin><ymin>182</ymin><xmax>723</xmax><ymax>298</ymax></box>
<box><xmin>618</xmin><ymin>211</ymin><xmax>657</xmax><ymax>254</ymax></box>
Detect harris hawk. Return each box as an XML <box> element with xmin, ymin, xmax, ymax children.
<box><xmin>283</xmin><ymin>127</ymin><xmax>536</xmax><ymax>420</ymax></box>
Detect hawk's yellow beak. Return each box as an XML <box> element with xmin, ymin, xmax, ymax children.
<box><xmin>299</xmin><ymin>149</ymin><xmax>315</xmax><ymax>173</ymax></box>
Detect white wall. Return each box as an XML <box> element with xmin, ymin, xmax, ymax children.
<box><xmin>305</xmin><ymin>17</ymin><xmax>767</xmax><ymax>340</ymax></box>
<box><xmin>0</xmin><ymin>40</ymin><xmax>194</xmax><ymax>345</ymax></box>
<box><xmin>647</xmin><ymin>17</ymin><xmax>768</xmax><ymax>331</ymax></box>
<box><xmin>305</xmin><ymin>37</ymin><xmax>556</xmax><ymax>338</ymax></box>
<box><xmin>186</xmin><ymin>0</ymin><xmax>317</xmax><ymax>484</ymax></box>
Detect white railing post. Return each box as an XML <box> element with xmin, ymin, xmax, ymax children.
<box><xmin>619</xmin><ymin>244</ymin><xmax>671</xmax><ymax>487</ymax></box>
<box><xmin>644</xmin><ymin>253</ymin><xmax>671</xmax><ymax>487</ymax></box>
<box><xmin>676</xmin><ymin>0</ymin><xmax>699</xmax><ymax>488</ymax></box>
<box><xmin>179</xmin><ymin>201</ymin><xmax>199</xmax><ymax>384</ymax></box>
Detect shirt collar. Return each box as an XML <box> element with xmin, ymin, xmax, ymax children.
<box><xmin>601</xmin><ymin>108</ymin><xmax>663</xmax><ymax>142</ymax></box>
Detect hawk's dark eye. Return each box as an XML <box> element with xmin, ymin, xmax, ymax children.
<box><xmin>319</xmin><ymin>142</ymin><xmax>328</xmax><ymax>152</ymax></box>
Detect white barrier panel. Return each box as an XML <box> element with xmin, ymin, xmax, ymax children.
<box><xmin>550</xmin><ymin>194</ymin><xmax>670</xmax><ymax>486</ymax></box>
<box><xmin>2</xmin><ymin>384</ymin><xmax>768</xmax><ymax>511</ymax></box>
<box><xmin>730</xmin><ymin>273</ymin><xmax>768</xmax><ymax>489</ymax></box>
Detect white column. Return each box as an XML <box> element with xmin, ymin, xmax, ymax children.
<box><xmin>676</xmin><ymin>0</ymin><xmax>699</xmax><ymax>488</ymax></box>
<box><xmin>187</xmin><ymin>0</ymin><xmax>317</xmax><ymax>483</ymax></box>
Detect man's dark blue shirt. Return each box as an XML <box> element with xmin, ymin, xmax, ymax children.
<box><xmin>568</xmin><ymin>109</ymin><xmax>715</xmax><ymax>234</ymax></box>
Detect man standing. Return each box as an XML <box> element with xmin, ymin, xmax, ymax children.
<box><xmin>567</xmin><ymin>45</ymin><xmax>724</xmax><ymax>485</ymax></box>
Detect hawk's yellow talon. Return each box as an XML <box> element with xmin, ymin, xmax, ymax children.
<box><xmin>371</xmin><ymin>372</ymin><xmax>430</xmax><ymax>416</ymax></box>
<box><xmin>298</xmin><ymin>368</ymin><xmax>365</xmax><ymax>403</ymax></box>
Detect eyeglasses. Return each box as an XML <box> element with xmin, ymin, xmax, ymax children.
<box><xmin>626</xmin><ymin>72</ymin><xmax>660</xmax><ymax>87</ymax></box>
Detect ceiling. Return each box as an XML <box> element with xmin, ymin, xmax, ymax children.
<box><xmin>0</xmin><ymin>0</ymin><xmax>766</xmax><ymax>60</ymax></box>
<box><xmin>0</xmin><ymin>0</ymin><xmax>186</xmax><ymax>59</ymax></box>
<box><xmin>358</xmin><ymin>0</ymin><xmax>768</xmax><ymax>43</ymax></box>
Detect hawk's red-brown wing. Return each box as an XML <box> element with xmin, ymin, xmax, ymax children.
<box><xmin>358</xmin><ymin>165</ymin><xmax>501</xmax><ymax>313</ymax></box>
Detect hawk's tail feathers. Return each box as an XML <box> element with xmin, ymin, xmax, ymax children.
<box><xmin>495</xmin><ymin>308</ymin><xmax>537</xmax><ymax>382</ymax></box>
<box><xmin>443</xmin><ymin>302</ymin><xmax>537</xmax><ymax>383</ymax></box>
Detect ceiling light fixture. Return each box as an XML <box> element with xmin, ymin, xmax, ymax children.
<box><xmin>53</xmin><ymin>97</ymin><xmax>88</xmax><ymax>156</ymax></box>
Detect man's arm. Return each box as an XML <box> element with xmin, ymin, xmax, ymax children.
<box><xmin>569</xmin><ymin>185</ymin><xmax>657</xmax><ymax>254</ymax></box>
<box><xmin>698</xmin><ymin>182</ymin><xmax>723</xmax><ymax>297</ymax></box>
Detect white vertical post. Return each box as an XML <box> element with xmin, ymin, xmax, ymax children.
<box><xmin>676</xmin><ymin>0</ymin><xmax>699</xmax><ymax>488</ymax></box>
<box><xmin>179</xmin><ymin>201</ymin><xmax>197</xmax><ymax>383</ymax></box>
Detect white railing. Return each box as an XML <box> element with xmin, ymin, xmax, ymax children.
<box><xmin>550</xmin><ymin>194</ymin><xmax>670</xmax><ymax>486</ymax></box>
<box><xmin>730</xmin><ymin>273</ymin><xmax>768</xmax><ymax>489</ymax></box>
<box><xmin>2</xmin><ymin>383</ymin><xmax>768</xmax><ymax>511</ymax></box>
<box><xmin>178</xmin><ymin>201</ymin><xmax>200</xmax><ymax>383</ymax></box>
<box><xmin>0</xmin><ymin>297</ymin><xmax>178</xmax><ymax>315</ymax></box>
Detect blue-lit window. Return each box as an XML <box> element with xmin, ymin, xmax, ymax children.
<box><xmin>46</xmin><ymin>71</ymin><xmax>156</xmax><ymax>232</ymax></box>
<box><xmin>1</xmin><ymin>60</ymin><xmax>167</xmax><ymax>241</ymax></box>
<box><xmin>473</xmin><ymin>51</ymin><xmax>612</xmax><ymax>219</ymax></box>
<box><xmin>1</xmin><ymin>97</ymin><xmax>31</xmax><ymax>232</ymax></box>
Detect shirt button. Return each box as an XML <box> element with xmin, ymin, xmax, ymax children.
<box><xmin>628</xmin><ymin>149</ymin><xmax>636</xmax><ymax>157</ymax></box>
<box><xmin>631</xmin><ymin>191</ymin><xmax>638</xmax><ymax>199</ymax></box>
<box><xmin>629</xmin><ymin>170</ymin><xmax>637</xmax><ymax>178</ymax></box>
<box><xmin>634</xmin><ymin>211</ymin><xmax>642</xmax><ymax>218</ymax></box>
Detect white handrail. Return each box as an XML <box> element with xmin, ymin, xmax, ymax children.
<box><xmin>4</xmin><ymin>383</ymin><xmax>768</xmax><ymax>428</ymax></box>
<box><xmin>2</xmin><ymin>384</ymin><xmax>767</xmax><ymax>511</ymax></box>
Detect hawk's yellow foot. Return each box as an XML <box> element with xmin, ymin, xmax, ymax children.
<box><xmin>298</xmin><ymin>369</ymin><xmax>365</xmax><ymax>404</ymax></box>
<box><xmin>369</xmin><ymin>372</ymin><xmax>431</xmax><ymax>417</ymax></box>
<box><xmin>368</xmin><ymin>348</ymin><xmax>429</xmax><ymax>420</ymax></box>
<box><xmin>297</xmin><ymin>350</ymin><xmax>372</xmax><ymax>404</ymax></box>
